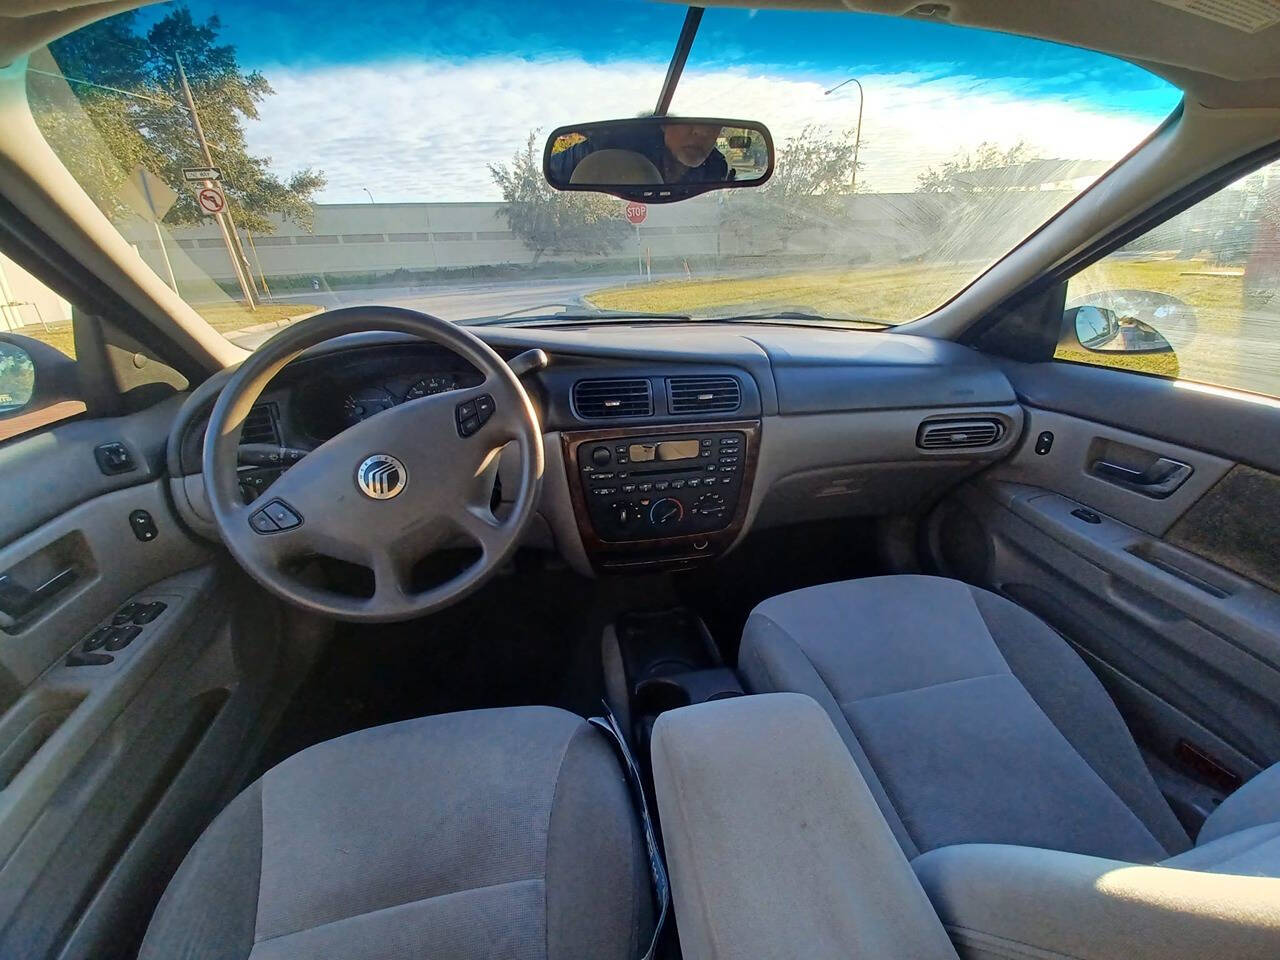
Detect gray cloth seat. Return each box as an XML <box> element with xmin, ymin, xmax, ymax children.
<box><xmin>738</xmin><ymin>574</ymin><xmax>1194</xmax><ymax>862</ymax></box>
<box><xmin>139</xmin><ymin>706</ymin><xmax>652</xmax><ymax>960</ymax></box>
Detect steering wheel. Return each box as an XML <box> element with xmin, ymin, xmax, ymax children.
<box><xmin>204</xmin><ymin>306</ymin><xmax>543</xmax><ymax>622</ymax></box>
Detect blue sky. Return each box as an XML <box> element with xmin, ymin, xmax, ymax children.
<box><xmin>126</xmin><ymin>1</ymin><xmax>1182</xmax><ymax>202</ymax></box>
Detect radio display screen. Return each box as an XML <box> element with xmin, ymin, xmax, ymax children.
<box><xmin>628</xmin><ymin>439</ymin><xmax>699</xmax><ymax>463</ymax></box>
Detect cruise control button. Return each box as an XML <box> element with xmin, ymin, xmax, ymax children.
<box><xmin>476</xmin><ymin>394</ymin><xmax>494</xmax><ymax>416</ymax></box>
<box><xmin>456</xmin><ymin>400</ymin><xmax>477</xmax><ymax>421</ymax></box>
<box><xmin>459</xmin><ymin>415</ymin><xmax>480</xmax><ymax>436</ymax></box>
<box><xmin>249</xmin><ymin>510</ymin><xmax>279</xmax><ymax>534</ymax></box>
<box><xmin>263</xmin><ymin>500</ymin><xmax>302</xmax><ymax>530</ymax></box>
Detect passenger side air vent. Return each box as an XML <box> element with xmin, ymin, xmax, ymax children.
<box><xmin>240</xmin><ymin>403</ymin><xmax>281</xmax><ymax>444</ymax></box>
<box><xmin>916</xmin><ymin>418</ymin><xmax>1004</xmax><ymax>450</ymax></box>
<box><xmin>667</xmin><ymin>375</ymin><xmax>741</xmax><ymax>415</ymax></box>
<box><xmin>572</xmin><ymin>379</ymin><xmax>653</xmax><ymax>419</ymax></box>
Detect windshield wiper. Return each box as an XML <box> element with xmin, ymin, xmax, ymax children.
<box><xmin>464</xmin><ymin>310</ymin><xmax>692</xmax><ymax>327</ymax></box>
<box><xmin>711</xmin><ymin>310</ymin><xmax>889</xmax><ymax>330</ymax></box>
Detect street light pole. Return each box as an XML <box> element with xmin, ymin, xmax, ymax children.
<box><xmin>362</xmin><ymin>187</ymin><xmax>376</xmax><ymax>204</ymax></box>
<box><xmin>176</xmin><ymin>53</ymin><xmax>257</xmax><ymax>309</ymax></box>
<box><xmin>824</xmin><ymin>76</ymin><xmax>864</xmax><ymax>193</ymax></box>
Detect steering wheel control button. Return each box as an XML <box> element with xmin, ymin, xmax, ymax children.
<box><xmin>263</xmin><ymin>500</ymin><xmax>303</xmax><ymax>528</ymax></box>
<box><xmin>355</xmin><ymin>455</ymin><xmax>407</xmax><ymax>500</ymax></box>
<box><xmin>456</xmin><ymin>395</ymin><xmax>495</xmax><ymax>436</ymax></box>
<box><xmin>249</xmin><ymin>510</ymin><xmax>279</xmax><ymax>533</ymax></box>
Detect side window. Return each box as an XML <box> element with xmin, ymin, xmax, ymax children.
<box><xmin>1058</xmin><ymin>157</ymin><xmax>1280</xmax><ymax>398</ymax></box>
<box><xmin>0</xmin><ymin>249</ymin><xmax>85</xmax><ymax>442</ymax></box>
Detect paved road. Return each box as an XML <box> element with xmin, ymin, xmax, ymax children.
<box><xmin>273</xmin><ymin>273</ymin><xmax>659</xmax><ymax>321</ymax></box>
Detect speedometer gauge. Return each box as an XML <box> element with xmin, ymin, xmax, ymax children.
<box><xmin>405</xmin><ymin>374</ymin><xmax>458</xmax><ymax>399</ymax></box>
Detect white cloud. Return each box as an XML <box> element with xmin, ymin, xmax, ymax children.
<box><xmin>246</xmin><ymin>58</ymin><xmax>1163</xmax><ymax>203</ymax></box>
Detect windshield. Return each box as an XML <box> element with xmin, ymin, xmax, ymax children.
<box><xmin>21</xmin><ymin>0</ymin><xmax>1180</xmax><ymax>348</ymax></box>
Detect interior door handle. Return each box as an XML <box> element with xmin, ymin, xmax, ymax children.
<box><xmin>0</xmin><ymin>568</ymin><xmax>78</xmax><ymax>628</ymax></box>
<box><xmin>1091</xmin><ymin>457</ymin><xmax>1192</xmax><ymax>498</ymax></box>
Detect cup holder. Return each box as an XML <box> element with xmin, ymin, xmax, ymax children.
<box><xmin>634</xmin><ymin>677</ymin><xmax>692</xmax><ymax>715</ymax></box>
<box><xmin>632</xmin><ymin>667</ymin><xmax>744</xmax><ymax>718</ymax></box>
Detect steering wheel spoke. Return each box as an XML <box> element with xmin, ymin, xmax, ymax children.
<box><xmin>456</xmin><ymin>502</ymin><xmax>509</xmax><ymax>558</ymax></box>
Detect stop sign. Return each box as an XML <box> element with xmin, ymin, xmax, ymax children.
<box><xmin>624</xmin><ymin>201</ymin><xmax>647</xmax><ymax>225</ymax></box>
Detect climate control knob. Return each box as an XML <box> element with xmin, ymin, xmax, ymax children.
<box><xmin>692</xmin><ymin>492</ymin><xmax>727</xmax><ymax>519</ymax></box>
<box><xmin>649</xmin><ymin>497</ymin><xmax>684</xmax><ymax>527</ymax></box>
<box><xmin>590</xmin><ymin>445</ymin><xmax>612</xmax><ymax>467</ymax></box>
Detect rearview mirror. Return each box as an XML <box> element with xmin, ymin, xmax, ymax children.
<box><xmin>544</xmin><ymin>117</ymin><xmax>773</xmax><ymax>203</ymax></box>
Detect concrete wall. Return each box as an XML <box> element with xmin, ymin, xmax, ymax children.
<box><xmin>117</xmin><ymin>192</ymin><xmax>974</xmax><ymax>290</ymax></box>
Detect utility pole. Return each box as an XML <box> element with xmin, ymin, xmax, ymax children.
<box><xmin>176</xmin><ymin>53</ymin><xmax>256</xmax><ymax>309</ymax></box>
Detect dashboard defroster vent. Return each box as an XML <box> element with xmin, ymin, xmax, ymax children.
<box><xmin>667</xmin><ymin>375</ymin><xmax>741</xmax><ymax>415</ymax></box>
<box><xmin>572</xmin><ymin>379</ymin><xmax>654</xmax><ymax>419</ymax></box>
<box><xmin>916</xmin><ymin>418</ymin><xmax>1004</xmax><ymax>450</ymax></box>
<box><xmin>240</xmin><ymin>403</ymin><xmax>281</xmax><ymax>445</ymax></box>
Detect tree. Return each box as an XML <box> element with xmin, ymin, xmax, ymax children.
<box><xmin>721</xmin><ymin>125</ymin><xmax>864</xmax><ymax>241</ymax></box>
<box><xmin>29</xmin><ymin>6</ymin><xmax>323</xmax><ymax>234</ymax></box>
<box><xmin>488</xmin><ymin>132</ymin><xmax>628</xmax><ymax>263</ymax></box>
<box><xmin>916</xmin><ymin>140</ymin><xmax>1038</xmax><ymax>194</ymax></box>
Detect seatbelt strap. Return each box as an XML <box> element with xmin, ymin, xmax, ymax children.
<box><xmin>589</xmin><ymin>706</ymin><xmax>670</xmax><ymax>960</ymax></box>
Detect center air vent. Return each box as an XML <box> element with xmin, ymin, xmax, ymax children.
<box><xmin>916</xmin><ymin>418</ymin><xmax>1004</xmax><ymax>450</ymax></box>
<box><xmin>572</xmin><ymin>379</ymin><xmax>653</xmax><ymax>419</ymax></box>
<box><xmin>240</xmin><ymin>403</ymin><xmax>281</xmax><ymax>444</ymax></box>
<box><xmin>667</xmin><ymin>375</ymin><xmax>741</xmax><ymax>415</ymax></box>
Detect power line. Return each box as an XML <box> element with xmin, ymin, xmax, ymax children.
<box><xmin>25</xmin><ymin>67</ymin><xmax>186</xmax><ymax>110</ymax></box>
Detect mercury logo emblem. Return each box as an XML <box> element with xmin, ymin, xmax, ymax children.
<box><xmin>356</xmin><ymin>454</ymin><xmax>407</xmax><ymax>500</ymax></box>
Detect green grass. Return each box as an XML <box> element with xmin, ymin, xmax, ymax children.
<box><xmin>586</xmin><ymin>263</ymin><xmax>979</xmax><ymax>324</ymax></box>
<box><xmin>588</xmin><ymin>255</ymin><xmax>1255</xmax><ymax>384</ymax></box>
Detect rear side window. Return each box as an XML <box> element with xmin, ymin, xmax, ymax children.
<box><xmin>1058</xmin><ymin>157</ymin><xmax>1280</xmax><ymax>398</ymax></box>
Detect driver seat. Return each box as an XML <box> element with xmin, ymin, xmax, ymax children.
<box><xmin>139</xmin><ymin>707</ymin><xmax>653</xmax><ymax>960</ymax></box>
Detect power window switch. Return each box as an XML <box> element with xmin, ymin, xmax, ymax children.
<box><xmin>132</xmin><ymin>601</ymin><xmax>167</xmax><ymax>624</ymax></box>
<box><xmin>105</xmin><ymin>625</ymin><xmax>142</xmax><ymax>652</ymax></box>
<box><xmin>82</xmin><ymin>625</ymin><xmax>115</xmax><ymax>651</ymax></box>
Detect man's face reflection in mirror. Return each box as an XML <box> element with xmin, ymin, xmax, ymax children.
<box><xmin>662</xmin><ymin>123</ymin><xmax>722</xmax><ymax>169</ymax></box>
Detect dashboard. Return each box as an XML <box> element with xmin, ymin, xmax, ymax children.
<box><xmin>168</xmin><ymin>323</ymin><xmax>1024</xmax><ymax>576</ymax></box>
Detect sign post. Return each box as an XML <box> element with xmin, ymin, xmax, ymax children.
<box><xmin>176</xmin><ymin>54</ymin><xmax>257</xmax><ymax>309</ymax></box>
<box><xmin>625</xmin><ymin>202</ymin><xmax>647</xmax><ymax>279</ymax></box>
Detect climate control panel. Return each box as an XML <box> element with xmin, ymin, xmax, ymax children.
<box><xmin>575</xmin><ymin>429</ymin><xmax>747</xmax><ymax>543</ymax></box>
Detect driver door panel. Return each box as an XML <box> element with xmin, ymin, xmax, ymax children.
<box><xmin>0</xmin><ymin>400</ymin><xmax>292</xmax><ymax>959</ymax></box>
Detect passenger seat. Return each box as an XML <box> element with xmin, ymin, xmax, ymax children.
<box><xmin>733</xmin><ymin>575</ymin><xmax>1280</xmax><ymax>958</ymax></box>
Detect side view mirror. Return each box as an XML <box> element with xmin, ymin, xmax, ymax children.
<box><xmin>0</xmin><ymin>340</ymin><xmax>37</xmax><ymax>414</ymax></box>
<box><xmin>543</xmin><ymin>116</ymin><xmax>774</xmax><ymax>203</ymax></box>
<box><xmin>1062</xmin><ymin>287</ymin><xmax>1198</xmax><ymax>356</ymax></box>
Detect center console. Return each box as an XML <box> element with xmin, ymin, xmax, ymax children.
<box><xmin>561</xmin><ymin>420</ymin><xmax>759</xmax><ymax>571</ymax></box>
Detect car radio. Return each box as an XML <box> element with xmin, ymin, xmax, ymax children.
<box><xmin>574</xmin><ymin>429</ymin><xmax>748</xmax><ymax>543</ymax></box>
